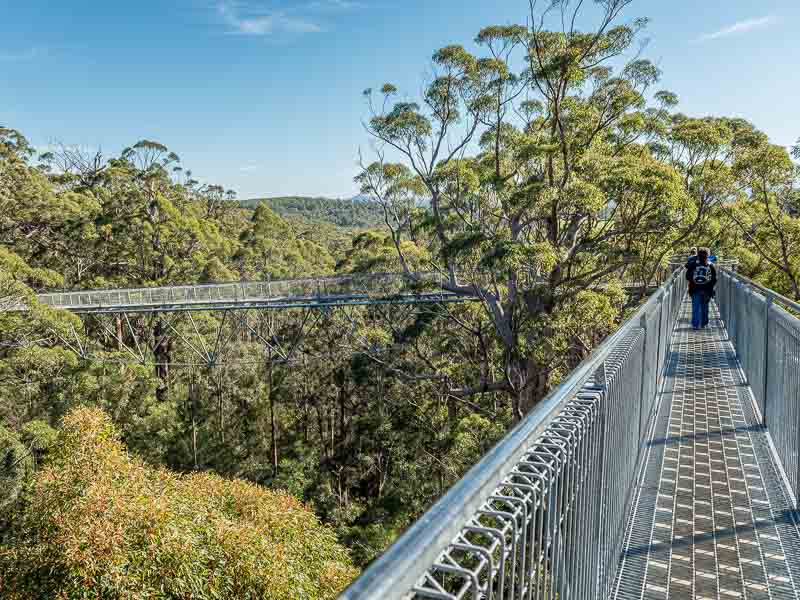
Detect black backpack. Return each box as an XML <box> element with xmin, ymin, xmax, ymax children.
<box><xmin>692</xmin><ymin>265</ymin><xmax>710</xmax><ymax>285</ymax></box>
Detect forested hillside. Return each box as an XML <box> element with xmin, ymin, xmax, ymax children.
<box><xmin>240</xmin><ymin>196</ymin><xmax>386</xmax><ymax>261</ymax></box>
<box><xmin>2</xmin><ymin>1</ymin><xmax>800</xmax><ymax>597</ymax></box>
<box><xmin>243</xmin><ymin>196</ymin><xmax>385</xmax><ymax>228</ymax></box>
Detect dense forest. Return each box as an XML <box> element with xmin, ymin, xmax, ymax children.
<box><xmin>2</xmin><ymin>1</ymin><xmax>800</xmax><ymax>598</ymax></box>
<box><xmin>242</xmin><ymin>196</ymin><xmax>385</xmax><ymax>229</ymax></box>
<box><xmin>240</xmin><ymin>195</ymin><xmax>387</xmax><ymax>262</ymax></box>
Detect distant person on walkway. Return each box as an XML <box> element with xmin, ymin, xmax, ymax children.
<box><xmin>686</xmin><ymin>248</ymin><xmax>717</xmax><ymax>330</ymax></box>
<box><xmin>686</xmin><ymin>247</ymin><xmax>698</xmax><ymax>269</ymax></box>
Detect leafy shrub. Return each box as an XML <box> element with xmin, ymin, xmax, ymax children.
<box><xmin>0</xmin><ymin>408</ymin><xmax>357</xmax><ymax>599</ymax></box>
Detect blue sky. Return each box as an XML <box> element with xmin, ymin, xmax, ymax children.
<box><xmin>2</xmin><ymin>0</ymin><xmax>799</xmax><ymax>199</ymax></box>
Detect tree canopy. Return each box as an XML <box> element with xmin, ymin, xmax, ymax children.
<box><xmin>0</xmin><ymin>408</ymin><xmax>356</xmax><ymax>599</ymax></box>
<box><xmin>0</xmin><ymin>1</ymin><xmax>799</xmax><ymax>595</ymax></box>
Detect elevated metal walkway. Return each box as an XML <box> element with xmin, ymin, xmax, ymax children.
<box><xmin>8</xmin><ymin>272</ymin><xmax>660</xmax><ymax>314</ymax></box>
<box><xmin>26</xmin><ymin>272</ymin><xmax>474</xmax><ymax>314</ymax></box>
<box><xmin>341</xmin><ymin>269</ymin><xmax>800</xmax><ymax>600</ymax></box>
<box><xmin>614</xmin><ymin>301</ymin><xmax>800</xmax><ymax>599</ymax></box>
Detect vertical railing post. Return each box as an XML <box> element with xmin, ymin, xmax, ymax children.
<box><xmin>637</xmin><ymin>312</ymin><xmax>650</xmax><ymax>457</ymax></box>
<box><xmin>655</xmin><ymin>294</ymin><xmax>664</xmax><ymax>383</ymax></box>
<box><xmin>728</xmin><ymin>273</ymin><xmax>734</xmax><ymax>340</ymax></box>
<box><xmin>592</xmin><ymin>360</ymin><xmax>609</xmax><ymax>598</ymax></box>
<box><xmin>727</xmin><ymin>272</ymin><xmax>732</xmax><ymax>325</ymax></box>
<box><xmin>732</xmin><ymin>281</ymin><xmax>740</xmax><ymax>356</ymax></box>
<box><xmin>762</xmin><ymin>293</ymin><xmax>773</xmax><ymax>426</ymax></box>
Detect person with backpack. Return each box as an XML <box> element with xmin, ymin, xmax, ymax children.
<box><xmin>686</xmin><ymin>247</ymin><xmax>698</xmax><ymax>269</ymax></box>
<box><xmin>686</xmin><ymin>248</ymin><xmax>717</xmax><ymax>330</ymax></box>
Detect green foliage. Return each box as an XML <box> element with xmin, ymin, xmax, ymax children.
<box><xmin>242</xmin><ymin>196</ymin><xmax>385</xmax><ymax>229</ymax></box>
<box><xmin>336</xmin><ymin>230</ymin><xmax>429</xmax><ymax>273</ymax></box>
<box><xmin>359</xmin><ymin>3</ymin><xmax>705</xmax><ymax>420</ymax></box>
<box><xmin>236</xmin><ymin>204</ymin><xmax>335</xmax><ymax>279</ymax></box>
<box><xmin>0</xmin><ymin>425</ymin><xmax>31</xmax><ymax>513</ymax></box>
<box><xmin>0</xmin><ymin>408</ymin><xmax>357</xmax><ymax>599</ymax></box>
<box><xmin>1</xmin><ymin>2</ymin><xmax>799</xmax><ymax>592</ymax></box>
<box><xmin>19</xmin><ymin>421</ymin><xmax>57</xmax><ymax>459</ymax></box>
<box><xmin>444</xmin><ymin>413</ymin><xmax>504</xmax><ymax>472</ymax></box>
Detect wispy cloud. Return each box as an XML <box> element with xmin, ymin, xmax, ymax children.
<box><xmin>239</xmin><ymin>164</ymin><xmax>261</xmax><ymax>172</ymax></box>
<box><xmin>214</xmin><ymin>0</ymin><xmax>366</xmax><ymax>36</ymax></box>
<box><xmin>305</xmin><ymin>0</ymin><xmax>366</xmax><ymax>10</ymax></box>
<box><xmin>695</xmin><ymin>15</ymin><xmax>779</xmax><ymax>42</ymax></box>
<box><xmin>217</xmin><ymin>2</ymin><xmax>323</xmax><ymax>36</ymax></box>
<box><xmin>0</xmin><ymin>47</ymin><xmax>43</xmax><ymax>62</ymax></box>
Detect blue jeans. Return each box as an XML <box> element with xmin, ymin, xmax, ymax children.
<box><xmin>691</xmin><ymin>292</ymin><xmax>710</xmax><ymax>329</ymax></box>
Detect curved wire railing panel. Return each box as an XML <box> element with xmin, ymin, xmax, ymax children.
<box><xmin>717</xmin><ymin>269</ymin><xmax>800</xmax><ymax>504</ymax></box>
<box><xmin>340</xmin><ymin>271</ymin><xmax>687</xmax><ymax>600</ymax></box>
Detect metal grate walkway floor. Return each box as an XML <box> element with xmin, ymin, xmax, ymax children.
<box><xmin>613</xmin><ymin>299</ymin><xmax>800</xmax><ymax>599</ymax></box>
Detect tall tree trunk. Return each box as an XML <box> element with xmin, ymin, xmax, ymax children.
<box><xmin>189</xmin><ymin>372</ymin><xmax>199</xmax><ymax>470</ymax></box>
<box><xmin>217</xmin><ymin>370</ymin><xmax>225</xmax><ymax>445</ymax></box>
<box><xmin>302</xmin><ymin>396</ymin><xmax>309</xmax><ymax>443</ymax></box>
<box><xmin>153</xmin><ymin>318</ymin><xmax>170</xmax><ymax>401</ymax></box>
<box><xmin>447</xmin><ymin>393</ymin><xmax>457</xmax><ymax>432</ymax></box>
<box><xmin>337</xmin><ymin>381</ymin><xmax>346</xmax><ymax>449</ymax></box>
<box><xmin>315</xmin><ymin>402</ymin><xmax>328</xmax><ymax>461</ymax></box>
<box><xmin>115</xmin><ymin>316</ymin><xmax>123</xmax><ymax>350</ymax></box>
<box><xmin>268</xmin><ymin>359</ymin><xmax>278</xmax><ymax>477</ymax></box>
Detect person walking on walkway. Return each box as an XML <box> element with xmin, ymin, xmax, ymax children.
<box><xmin>686</xmin><ymin>247</ymin><xmax>698</xmax><ymax>269</ymax></box>
<box><xmin>686</xmin><ymin>247</ymin><xmax>697</xmax><ymax>269</ymax></box>
<box><xmin>686</xmin><ymin>248</ymin><xmax>717</xmax><ymax>330</ymax></box>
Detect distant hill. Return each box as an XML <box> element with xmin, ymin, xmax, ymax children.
<box><xmin>241</xmin><ymin>196</ymin><xmax>384</xmax><ymax>229</ymax></box>
<box><xmin>239</xmin><ymin>195</ymin><xmax>386</xmax><ymax>261</ymax></box>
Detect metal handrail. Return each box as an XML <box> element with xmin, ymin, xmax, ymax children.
<box><xmin>9</xmin><ymin>272</ymin><xmax>672</xmax><ymax>314</ymax></box>
<box><xmin>35</xmin><ymin>272</ymin><xmax>448</xmax><ymax>298</ymax></box>
<box><xmin>22</xmin><ymin>272</ymin><xmax>471</xmax><ymax>314</ymax></box>
<box><xmin>37</xmin><ymin>270</ymin><xmax>451</xmax><ymax>295</ymax></box>
<box><xmin>720</xmin><ymin>268</ymin><xmax>800</xmax><ymax>314</ymax></box>
<box><xmin>340</xmin><ymin>269</ymin><xmax>687</xmax><ymax>599</ymax></box>
<box><xmin>716</xmin><ymin>268</ymin><xmax>800</xmax><ymax>505</ymax></box>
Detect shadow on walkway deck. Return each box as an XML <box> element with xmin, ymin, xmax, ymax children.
<box><xmin>613</xmin><ymin>300</ymin><xmax>800</xmax><ymax>600</ymax></box>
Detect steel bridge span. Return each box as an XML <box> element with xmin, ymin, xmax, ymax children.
<box><xmin>14</xmin><ymin>271</ymin><xmax>661</xmax><ymax>314</ymax></box>
<box><xmin>25</xmin><ymin>272</ymin><xmax>474</xmax><ymax>314</ymax></box>
<box><xmin>342</xmin><ymin>269</ymin><xmax>800</xmax><ymax>600</ymax></box>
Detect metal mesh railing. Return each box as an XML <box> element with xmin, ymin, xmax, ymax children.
<box><xmin>716</xmin><ymin>269</ymin><xmax>800</xmax><ymax>504</ymax></box>
<box><xmin>13</xmin><ymin>272</ymin><xmax>672</xmax><ymax>314</ymax></box>
<box><xmin>29</xmin><ymin>272</ymin><xmax>460</xmax><ymax>313</ymax></box>
<box><xmin>340</xmin><ymin>271</ymin><xmax>688</xmax><ymax>600</ymax></box>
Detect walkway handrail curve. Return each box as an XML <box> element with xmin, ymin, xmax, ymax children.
<box><xmin>340</xmin><ymin>268</ymin><xmax>687</xmax><ymax>600</ymax></box>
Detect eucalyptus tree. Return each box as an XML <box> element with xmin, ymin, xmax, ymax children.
<box><xmin>0</xmin><ymin>129</ymin><xmax>100</xmax><ymax>285</ymax></box>
<box><xmin>359</xmin><ymin>1</ymin><xmax>695</xmax><ymax>418</ymax></box>
<box><xmin>724</xmin><ymin>141</ymin><xmax>800</xmax><ymax>298</ymax></box>
<box><xmin>235</xmin><ymin>203</ymin><xmax>335</xmax><ymax>279</ymax></box>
